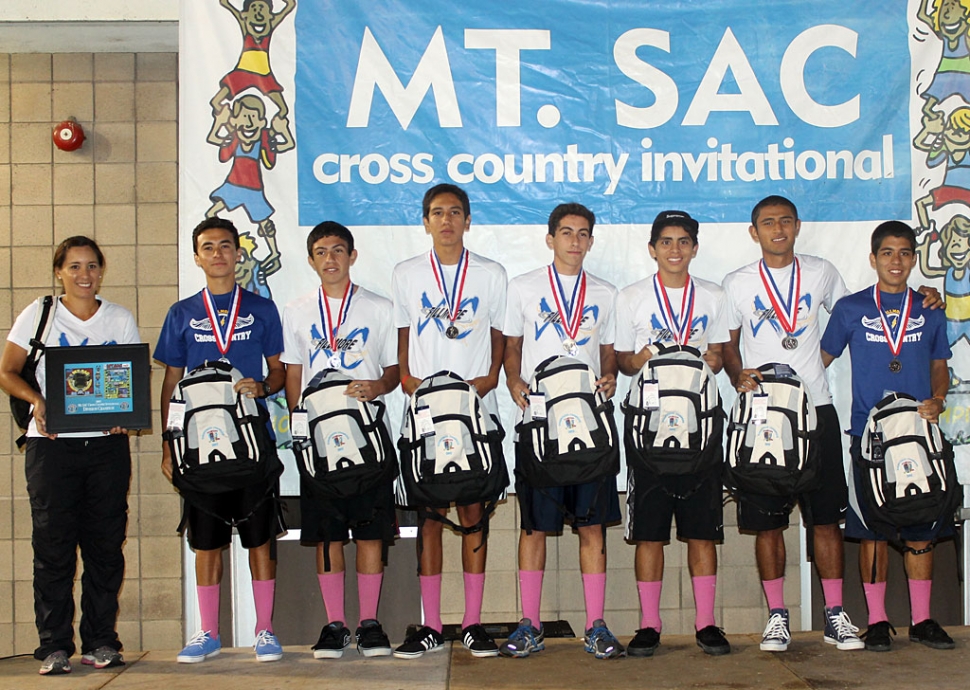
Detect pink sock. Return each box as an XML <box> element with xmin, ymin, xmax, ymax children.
<box><xmin>762</xmin><ymin>577</ymin><xmax>785</xmax><ymax>611</ymax></box>
<box><xmin>197</xmin><ymin>584</ymin><xmax>220</xmax><ymax>638</ymax></box>
<box><xmin>357</xmin><ymin>572</ymin><xmax>383</xmax><ymax>625</ymax></box>
<box><xmin>318</xmin><ymin>571</ymin><xmax>346</xmax><ymax>625</ymax></box>
<box><xmin>908</xmin><ymin>579</ymin><xmax>933</xmax><ymax>625</ymax></box>
<box><xmin>582</xmin><ymin>572</ymin><xmax>606</xmax><ymax>631</ymax></box>
<box><xmin>461</xmin><ymin>572</ymin><xmax>485</xmax><ymax>629</ymax></box>
<box><xmin>519</xmin><ymin>570</ymin><xmax>543</xmax><ymax>625</ymax></box>
<box><xmin>821</xmin><ymin>578</ymin><xmax>843</xmax><ymax>609</ymax></box>
<box><xmin>252</xmin><ymin>579</ymin><xmax>275</xmax><ymax>634</ymax></box>
<box><xmin>420</xmin><ymin>574</ymin><xmax>443</xmax><ymax>632</ymax></box>
<box><xmin>863</xmin><ymin>581</ymin><xmax>888</xmax><ymax>625</ymax></box>
<box><xmin>692</xmin><ymin>575</ymin><xmax>717</xmax><ymax>630</ymax></box>
<box><xmin>637</xmin><ymin>580</ymin><xmax>662</xmax><ymax>631</ymax></box>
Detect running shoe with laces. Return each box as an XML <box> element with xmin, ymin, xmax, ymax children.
<box><xmin>909</xmin><ymin>618</ymin><xmax>955</xmax><ymax>650</ymax></box>
<box><xmin>356</xmin><ymin>619</ymin><xmax>392</xmax><ymax>657</ymax></box>
<box><xmin>862</xmin><ymin>620</ymin><xmax>895</xmax><ymax>652</ymax></box>
<box><xmin>312</xmin><ymin>621</ymin><xmax>351</xmax><ymax>659</ymax></box>
<box><xmin>499</xmin><ymin>618</ymin><xmax>545</xmax><ymax>658</ymax></box>
<box><xmin>254</xmin><ymin>629</ymin><xmax>283</xmax><ymax>662</ymax></box>
<box><xmin>392</xmin><ymin>625</ymin><xmax>445</xmax><ymax>659</ymax></box>
<box><xmin>177</xmin><ymin>630</ymin><xmax>221</xmax><ymax>663</ymax></box>
<box><xmin>583</xmin><ymin>619</ymin><xmax>626</xmax><ymax>659</ymax></box>
<box><xmin>81</xmin><ymin>646</ymin><xmax>125</xmax><ymax>669</ymax></box>
<box><xmin>695</xmin><ymin>625</ymin><xmax>731</xmax><ymax>656</ymax></box>
<box><xmin>760</xmin><ymin>608</ymin><xmax>791</xmax><ymax>652</ymax></box>
<box><xmin>461</xmin><ymin>623</ymin><xmax>499</xmax><ymax>657</ymax></box>
<box><xmin>823</xmin><ymin>606</ymin><xmax>864</xmax><ymax>650</ymax></box>
<box><xmin>627</xmin><ymin>627</ymin><xmax>660</xmax><ymax>658</ymax></box>
<box><xmin>38</xmin><ymin>650</ymin><xmax>72</xmax><ymax>676</ymax></box>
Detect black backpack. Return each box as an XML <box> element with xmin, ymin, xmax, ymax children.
<box><xmin>622</xmin><ymin>344</ymin><xmax>724</xmax><ymax>477</ymax></box>
<box><xmin>9</xmin><ymin>296</ymin><xmax>56</xmax><ymax>442</ymax></box>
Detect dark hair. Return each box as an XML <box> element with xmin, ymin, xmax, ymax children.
<box><xmin>548</xmin><ymin>203</ymin><xmax>595</xmax><ymax>236</ymax></box>
<box><xmin>242</xmin><ymin>0</ymin><xmax>267</xmax><ymax>12</ymax></box>
<box><xmin>307</xmin><ymin>221</ymin><xmax>355</xmax><ymax>256</ymax></box>
<box><xmin>192</xmin><ymin>217</ymin><xmax>240</xmax><ymax>254</ymax></box>
<box><xmin>53</xmin><ymin>236</ymin><xmax>105</xmax><ymax>272</ymax></box>
<box><xmin>650</xmin><ymin>210</ymin><xmax>699</xmax><ymax>246</ymax></box>
<box><xmin>422</xmin><ymin>184</ymin><xmax>470</xmax><ymax>219</ymax></box>
<box><xmin>871</xmin><ymin>220</ymin><xmax>916</xmax><ymax>254</ymax></box>
<box><xmin>751</xmin><ymin>195</ymin><xmax>798</xmax><ymax>226</ymax></box>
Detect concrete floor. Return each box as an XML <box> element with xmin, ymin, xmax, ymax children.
<box><xmin>3</xmin><ymin>627</ymin><xmax>970</xmax><ymax>690</ymax></box>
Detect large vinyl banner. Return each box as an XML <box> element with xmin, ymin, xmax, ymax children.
<box><xmin>180</xmin><ymin>0</ymin><xmax>970</xmax><ymax>493</ymax></box>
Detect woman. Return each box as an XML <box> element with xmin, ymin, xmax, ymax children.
<box><xmin>0</xmin><ymin>237</ymin><xmax>140</xmax><ymax>675</ymax></box>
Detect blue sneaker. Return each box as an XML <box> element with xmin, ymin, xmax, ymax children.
<box><xmin>499</xmin><ymin>618</ymin><xmax>545</xmax><ymax>658</ymax></box>
<box><xmin>254</xmin><ymin>629</ymin><xmax>283</xmax><ymax>662</ymax></box>
<box><xmin>584</xmin><ymin>619</ymin><xmax>626</xmax><ymax>659</ymax></box>
<box><xmin>177</xmin><ymin>630</ymin><xmax>222</xmax><ymax>663</ymax></box>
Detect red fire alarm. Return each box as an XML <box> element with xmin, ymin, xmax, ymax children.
<box><xmin>52</xmin><ymin>118</ymin><xmax>85</xmax><ymax>151</ymax></box>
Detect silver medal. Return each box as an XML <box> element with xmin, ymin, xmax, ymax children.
<box><xmin>445</xmin><ymin>325</ymin><xmax>459</xmax><ymax>339</ymax></box>
<box><xmin>328</xmin><ymin>355</ymin><xmax>341</xmax><ymax>369</ymax></box>
<box><xmin>781</xmin><ymin>336</ymin><xmax>798</xmax><ymax>351</ymax></box>
<box><xmin>889</xmin><ymin>359</ymin><xmax>902</xmax><ymax>374</ymax></box>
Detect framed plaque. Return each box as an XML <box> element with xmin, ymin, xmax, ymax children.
<box><xmin>44</xmin><ymin>344</ymin><xmax>152</xmax><ymax>433</ymax></box>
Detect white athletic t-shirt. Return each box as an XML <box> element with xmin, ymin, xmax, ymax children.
<box><xmin>7</xmin><ymin>296</ymin><xmax>141</xmax><ymax>438</ymax></box>
<box><xmin>615</xmin><ymin>273</ymin><xmax>729</xmax><ymax>353</ymax></box>
<box><xmin>722</xmin><ymin>254</ymin><xmax>847</xmax><ymax>405</ymax></box>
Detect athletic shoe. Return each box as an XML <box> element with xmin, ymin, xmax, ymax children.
<box><xmin>177</xmin><ymin>630</ymin><xmax>221</xmax><ymax>663</ymax></box>
<box><xmin>823</xmin><ymin>606</ymin><xmax>864</xmax><ymax>650</ymax></box>
<box><xmin>461</xmin><ymin>624</ymin><xmax>499</xmax><ymax>657</ymax></box>
<box><xmin>760</xmin><ymin>608</ymin><xmax>791</xmax><ymax>652</ymax></box>
<box><xmin>312</xmin><ymin>621</ymin><xmax>351</xmax><ymax>659</ymax></box>
<box><xmin>627</xmin><ymin>627</ymin><xmax>660</xmax><ymax>658</ymax></box>
<box><xmin>695</xmin><ymin>625</ymin><xmax>731</xmax><ymax>656</ymax></box>
<box><xmin>392</xmin><ymin>626</ymin><xmax>445</xmax><ymax>659</ymax></box>
<box><xmin>583</xmin><ymin>619</ymin><xmax>626</xmax><ymax>659</ymax></box>
<box><xmin>498</xmin><ymin>618</ymin><xmax>545</xmax><ymax>658</ymax></box>
<box><xmin>81</xmin><ymin>646</ymin><xmax>125</xmax><ymax>669</ymax></box>
<box><xmin>38</xmin><ymin>650</ymin><xmax>72</xmax><ymax>676</ymax></box>
<box><xmin>253</xmin><ymin>629</ymin><xmax>283</xmax><ymax>662</ymax></box>
<box><xmin>909</xmin><ymin>619</ymin><xmax>955</xmax><ymax>650</ymax></box>
<box><xmin>861</xmin><ymin>620</ymin><xmax>895</xmax><ymax>652</ymax></box>
<box><xmin>356</xmin><ymin>619</ymin><xmax>392</xmax><ymax>657</ymax></box>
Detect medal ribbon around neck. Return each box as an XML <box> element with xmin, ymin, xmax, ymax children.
<box><xmin>317</xmin><ymin>282</ymin><xmax>355</xmax><ymax>354</ymax></box>
<box><xmin>429</xmin><ymin>249</ymin><xmax>469</xmax><ymax>332</ymax></box>
<box><xmin>547</xmin><ymin>264</ymin><xmax>587</xmax><ymax>344</ymax></box>
<box><xmin>202</xmin><ymin>285</ymin><xmax>241</xmax><ymax>356</ymax></box>
<box><xmin>872</xmin><ymin>285</ymin><xmax>912</xmax><ymax>359</ymax></box>
<box><xmin>653</xmin><ymin>274</ymin><xmax>696</xmax><ymax>346</ymax></box>
<box><xmin>759</xmin><ymin>258</ymin><xmax>801</xmax><ymax>336</ymax></box>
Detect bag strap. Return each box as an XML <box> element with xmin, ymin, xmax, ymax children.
<box><xmin>26</xmin><ymin>296</ymin><xmax>56</xmax><ymax>363</ymax></box>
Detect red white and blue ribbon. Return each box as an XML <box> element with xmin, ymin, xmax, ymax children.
<box><xmin>429</xmin><ymin>249</ymin><xmax>469</xmax><ymax>329</ymax></box>
<box><xmin>872</xmin><ymin>285</ymin><xmax>912</xmax><ymax>358</ymax></box>
<box><xmin>202</xmin><ymin>285</ymin><xmax>241</xmax><ymax>356</ymax></box>
<box><xmin>548</xmin><ymin>264</ymin><xmax>587</xmax><ymax>342</ymax></box>
<box><xmin>317</xmin><ymin>282</ymin><xmax>355</xmax><ymax>353</ymax></box>
<box><xmin>653</xmin><ymin>274</ymin><xmax>696</xmax><ymax>345</ymax></box>
<box><xmin>759</xmin><ymin>258</ymin><xmax>801</xmax><ymax>336</ymax></box>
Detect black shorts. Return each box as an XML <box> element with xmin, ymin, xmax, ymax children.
<box><xmin>736</xmin><ymin>404</ymin><xmax>848</xmax><ymax>532</ymax></box>
<box><xmin>184</xmin><ymin>480</ymin><xmax>281</xmax><ymax>551</ymax></box>
<box><xmin>625</xmin><ymin>467</ymin><xmax>724</xmax><ymax>542</ymax></box>
<box><xmin>300</xmin><ymin>477</ymin><xmax>398</xmax><ymax>544</ymax></box>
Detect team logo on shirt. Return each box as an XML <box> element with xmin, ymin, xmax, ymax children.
<box><xmin>648</xmin><ymin>314</ymin><xmax>709</xmax><ymax>344</ymax></box>
<box><xmin>750</xmin><ymin>295</ymin><xmax>812</xmax><ymax>338</ymax></box>
<box><xmin>308</xmin><ymin>324</ymin><xmax>368</xmax><ymax>369</ymax></box>
<box><xmin>860</xmin><ymin>312</ymin><xmax>925</xmax><ymax>343</ymax></box>
<box><xmin>58</xmin><ymin>334</ymin><xmax>118</xmax><ymax>347</ymax></box>
<box><xmin>417</xmin><ymin>294</ymin><xmax>480</xmax><ymax>337</ymax></box>
<box><xmin>535</xmin><ymin>298</ymin><xmax>598</xmax><ymax>345</ymax></box>
<box><xmin>190</xmin><ymin>314</ymin><xmax>255</xmax><ymax>343</ymax></box>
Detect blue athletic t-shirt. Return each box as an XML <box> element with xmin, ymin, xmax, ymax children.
<box><xmin>820</xmin><ymin>286</ymin><xmax>950</xmax><ymax>437</ymax></box>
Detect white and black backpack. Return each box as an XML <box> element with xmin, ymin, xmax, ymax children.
<box><xmin>622</xmin><ymin>344</ymin><xmax>724</xmax><ymax>477</ymax></box>
<box><xmin>515</xmin><ymin>356</ymin><xmax>619</xmax><ymax>489</ymax></box>
<box><xmin>725</xmin><ymin>363</ymin><xmax>820</xmax><ymax>498</ymax></box>
<box><xmin>854</xmin><ymin>393</ymin><xmax>961</xmax><ymax>539</ymax></box>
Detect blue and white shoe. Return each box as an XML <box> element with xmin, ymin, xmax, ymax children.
<box><xmin>823</xmin><ymin>606</ymin><xmax>864</xmax><ymax>651</ymax></box>
<box><xmin>254</xmin><ymin>629</ymin><xmax>283</xmax><ymax>662</ymax></box>
<box><xmin>177</xmin><ymin>630</ymin><xmax>221</xmax><ymax>663</ymax></box>
<box><xmin>583</xmin><ymin>619</ymin><xmax>626</xmax><ymax>659</ymax></box>
<box><xmin>499</xmin><ymin>618</ymin><xmax>545</xmax><ymax>658</ymax></box>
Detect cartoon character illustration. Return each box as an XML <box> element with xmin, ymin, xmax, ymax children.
<box><xmin>939</xmin><ymin>366</ymin><xmax>970</xmax><ymax>445</ymax></box>
<box><xmin>235</xmin><ymin>232</ymin><xmax>280</xmax><ymax>299</ymax></box>
<box><xmin>916</xmin><ymin>213</ymin><xmax>970</xmax><ymax>347</ymax></box>
<box><xmin>917</xmin><ymin>0</ymin><xmax>970</xmax><ymax>107</ymax></box>
<box><xmin>913</xmin><ymin>104</ymin><xmax>970</xmax><ymax>229</ymax></box>
<box><xmin>211</xmin><ymin>0</ymin><xmax>296</xmax><ymax>142</ymax></box>
<box><xmin>206</xmin><ymin>94</ymin><xmax>294</xmax><ymax>277</ymax></box>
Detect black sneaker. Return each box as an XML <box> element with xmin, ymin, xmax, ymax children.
<box><xmin>356</xmin><ymin>619</ymin><xmax>392</xmax><ymax>657</ymax></box>
<box><xmin>312</xmin><ymin>621</ymin><xmax>351</xmax><ymax>659</ymax></box>
<box><xmin>627</xmin><ymin>628</ymin><xmax>660</xmax><ymax>658</ymax></box>
<box><xmin>695</xmin><ymin>625</ymin><xmax>731</xmax><ymax>656</ymax></box>
<box><xmin>461</xmin><ymin>624</ymin><xmax>499</xmax><ymax>658</ymax></box>
<box><xmin>392</xmin><ymin>626</ymin><xmax>445</xmax><ymax>659</ymax></box>
<box><xmin>909</xmin><ymin>619</ymin><xmax>955</xmax><ymax>650</ymax></box>
<box><xmin>862</xmin><ymin>621</ymin><xmax>895</xmax><ymax>652</ymax></box>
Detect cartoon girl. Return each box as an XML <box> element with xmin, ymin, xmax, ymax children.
<box><xmin>916</xmin><ymin>212</ymin><xmax>970</xmax><ymax>346</ymax></box>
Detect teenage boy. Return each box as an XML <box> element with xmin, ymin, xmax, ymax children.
<box><xmin>281</xmin><ymin>222</ymin><xmax>399</xmax><ymax>658</ymax></box>
<box><xmin>390</xmin><ymin>184</ymin><xmax>507</xmax><ymax>658</ymax></box>
<box><xmin>501</xmin><ymin>203</ymin><xmax>624</xmax><ymax>660</ymax></box>
<box><xmin>615</xmin><ymin>210</ymin><xmax>730</xmax><ymax>657</ymax></box>
<box><xmin>820</xmin><ymin>221</ymin><xmax>954</xmax><ymax>652</ymax></box>
<box><xmin>156</xmin><ymin>217</ymin><xmax>286</xmax><ymax>663</ymax></box>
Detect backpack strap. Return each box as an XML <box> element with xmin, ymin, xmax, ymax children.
<box><xmin>14</xmin><ymin>296</ymin><xmax>56</xmax><ymax>449</ymax></box>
